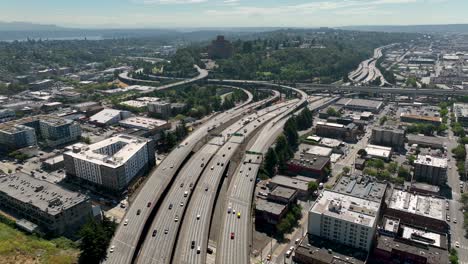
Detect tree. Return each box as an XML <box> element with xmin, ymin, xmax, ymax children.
<box><xmin>388</xmin><ymin>162</ymin><xmax>398</xmax><ymax>173</ymax></box>
<box><xmin>357</xmin><ymin>149</ymin><xmax>367</xmax><ymax>158</ymax></box>
<box><xmin>308</xmin><ymin>181</ymin><xmax>318</xmax><ymax>192</ymax></box>
<box><xmin>264</xmin><ymin>148</ymin><xmax>278</xmax><ymax>177</ymax></box>
<box><xmin>275</xmin><ymin>134</ymin><xmax>293</xmax><ymax>161</ymax></box>
<box><xmin>284</xmin><ymin>117</ymin><xmax>299</xmax><ymax>150</ymax></box>
<box><xmin>327</xmin><ymin>107</ymin><xmax>340</xmax><ymax>117</ymax></box>
<box><xmin>398</xmin><ymin>166</ymin><xmax>410</xmax><ymax>179</ymax></box>
<box><xmin>78</xmin><ymin>216</ymin><xmax>117</xmax><ymax>264</ymax></box>
<box><xmin>452</xmin><ymin>144</ymin><xmax>466</xmax><ymax>161</ymax></box>
<box><xmin>342</xmin><ymin>166</ymin><xmax>351</xmax><ymax>175</ymax></box>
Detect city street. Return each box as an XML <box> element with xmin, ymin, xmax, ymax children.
<box><xmin>445</xmin><ymin>126</ymin><xmax>468</xmax><ymax>264</ymax></box>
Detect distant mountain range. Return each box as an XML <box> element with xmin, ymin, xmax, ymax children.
<box><xmin>1</xmin><ymin>21</ymin><xmax>468</xmax><ymax>41</ymax></box>
<box><xmin>341</xmin><ymin>24</ymin><xmax>468</xmax><ymax>33</ymax></box>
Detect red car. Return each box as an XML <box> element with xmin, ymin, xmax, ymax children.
<box><xmin>230</xmin><ymin>232</ymin><xmax>235</xmax><ymax>240</ymax></box>
<box><xmin>147</xmin><ymin>202</ymin><xmax>151</xmax><ymax>207</ymax></box>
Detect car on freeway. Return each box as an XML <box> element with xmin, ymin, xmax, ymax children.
<box><xmin>205</xmin><ymin>187</ymin><xmax>209</xmax><ymax>191</ymax></box>
<box><xmin>184</xmin><ymin>191</ymin><xmax>189</xmax><ymax>197</ymax></box>
<box><xmin>137</xmin><ymin>209</ymin><xmax>141</xmax><ymax>215</ymax></box>
<box><xmin>230</xmin><ymin>232</ymin><xmax>235</xmax><ymax>239</ymax></box>
<box><xmin>124</xmin><ymin>219</ymin><xmax>128</xmax><ymax>226</ymax></box>
<box><xmin>152</xmin><ymin>230</ymin><xmax>157</xmax><ymax>237</ymax></box>
<box><xmin>169</xmin><ymin>203</ymin><xmax>173</xmax><ymax>210</ymax></box>
<box><xmin>197</xmin><ymin>214</ymin><xmax>201</xmax><ymax>220</ymax></box>
<box><xmin>180</xmin><ymin>183</ymin><xmax>184</xmax><ymax>187</ymax></box>
<box><xmin>147</xmin><ymin>202</ymin><xmax>151</xmax><ymax>207</ymax></box>
<box><xmin>110</xmin><ymin>245</ymin><xmax>115</xmax><ymax>253</ymax></box>
<box><xmin>197</xmin><ymin>246</ymin><xmax>201</xmax><ymax>254</ymax></box>
<box><xmin>191</xmin><ymin>241</ymin><xmax>195</xmax><ymax>249</ymax></box>
<box><xmin>237</xmin><ymin>212</ymin><xmax>241</xmax><ymax>218</ymax></box>
<box><xmin>175</xmin><ymin>215</ymin><xmax>179</xmax><ymax>222</ymax></box>
<box><xmin>454</xmin><ymin>218</ymin><xmax>457</xmax><ymax>223</ymax></box>
<box><xmin>180</xmin><ymin>202</ymin><xmax>184</xmax><ymax>207</ymax></box>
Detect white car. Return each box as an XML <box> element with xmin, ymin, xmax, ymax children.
<box><xmin>110</xmin><ymin>245</ymin><xmax>115</xmax><ymax>253</ymax></box>
<box><xmin>454</xmin><ymin>218</ymin><xmax>457</xmax><ymax>223</ymax></box>
<box><xmin>456</xmin><ymin>241</ymin><xmax>460</xmax><ymax>248</ymax></box>
<box><xmin>196</xmin><ymin>214</ymin><xmax>201</xmax><ymax>220</ymax></box>
<box><xmin>123</xmin><ymin>219</ymin><xmax>129</xmax><ymax>226</ymax></box>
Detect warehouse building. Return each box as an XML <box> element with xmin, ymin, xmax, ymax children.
<box><xmin>400</xmin><ymin>113</ymin><xmax>442</xmax><ymax>126</ymax></box>
<box><xmin>413</xmin><ymin>155</ymin><xmax>448</xmax><ymax>186</ymax></box>
<box><xmin>335</xmin><ymin>98</ymin><xmax>383</xmax><ymax>113</ymax></box>
<box><xmin>371</xmin><ymin>127</ymin><xmax>405</xmax><ymax>150</ymax></box>
<box><xmin>407</xmin><ymin>134</ymin><xmax>445</xmax><ymax>149</ymax></box>
<box><xmin>118</xmin><ymin>116</ymin><xmax>170</xmax><ymax>133</ymax></box>
<box><xmin>0</xmin><ymin>173</ymin><xmax>92</xmax><ymax>237</ymax></box>
<box><xmin>308</xmin><ymin>190</ymin><xmax>381</xmax><ymax>251</ymax></box>
<box><xmin>63</xmin><ymin>134</ymin><xmax>155</xmax><ymax>192</ymax></box>
<box><xmin>287</xmin><ymin>155</ymin><xmax>331</xmax><ymax>180</ymax></box>
<box><xmin>89</xmin><ymin>109</ymin><xmax>132</xmax><ymax>126</ymax></box>
<box><xmin>365</xmin><ymin>144</ymin><xmax>393</xmax><ymax>161</ymax></box>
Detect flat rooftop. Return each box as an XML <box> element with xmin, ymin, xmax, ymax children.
<box><xmin>336</xmin><ymin>98</ymin><xmax>383</xmax><ymax>109</ymax></box>
<box><xmin>311</xmin><ymin>190</ymin><xmax>380</xmax><ymax>228</ymax></box>
<box><xmin>375</xmin><ymin>234</ymin><xmax>448</xmax><ymax>264</ymax></box>
<box><xmin>295</xmin><ymin>235</ymin><xmax>366</xmax><ymax>264</ymax></box>
<box><xmin>400</xmin><ymin>113</ymin><xmax>442</xmax><ymax>123</ymax></box>
<box><xmin>269</xmin><ymin>186</ymin><xmax>297</xmax><ymax>200</ymax></box>
<box><xmin>306</xmin><ymin>145</ymin><xmax>333</xmax><ymax>157</ymax></box>
<box><xmin>317</xmin><ymin>121</ymin><xmax>345</xmax><ymax>128</ymax></box>
<box><xmin>270</xmin><ymin>175</ymin><xmax>311</xmax><ymax>192</ymax></box>
<box><xmin>90</xmin><ymin>109</ymin><xmax>128</xmax><ymax>124</ymax></box>
<box><xmin>388</xmin><ymin>189</ymin><xmax>445</xmax><ymax>221</ymax></box>
<box><xmin>401</xmin><ymin>224</ymin><xmax>445</xmax><ymax>248</ymax></box>
<box><xmin>119</xmin><ymin>117</ymin><xmax>168</xmax><ymax>130</ymax></box>
<box><xmin>65</xmin><ymin>134</ymin><xmax>150</xmax><ymax>168</ymax></box>
<box><xmin>0</xmin><ymin>115</ymin><xmax>73</xmax><ymax>133</ymax></box>
<box><xmin>415</xmin><ymin>155</ymin><xmax>447</xmax><ymax>168</ymax></box>
<box><xmin>407</xmin><ymin>134</ymin><xmax>445</xmax><ymax>147</ymax></box>
<box><xmin>256</xmin><ymin>199</ymin><xmax>287</xmax><ymax>215</ymax></box>
<box><xmin>333</xmin><ymin>175</ymin><xmax>387</xmax><ymax>203</ymax></box>
<box><xmin>288</xmin><ymin>155</ymin><xmax>330</xmax><ymax>171</ymax></box>
<box><xmin>0</xmin><ymin>173</ymin><xmax>89</xmax><ymax>216</ymax></box>
<box><xmin>365</xmin><ymin>144</ymin><xmax>392</xmax><ymax>158</ymax></box>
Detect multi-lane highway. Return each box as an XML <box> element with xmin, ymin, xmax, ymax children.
<box><xmin>172</xmin><ymin>100</ymin><xmax>299</xmax><ymax>264</ymax></box>
<box><xmin>104</xmin><ymin>87</ymin><xmax>279</xmax><ymax>264</ymax></box>
<box><xmin>216</xmin><ymin>96</ymin><xmax>334</xmax><ymax>264</ymax></box>
<box><xmin>348</xmin><ymin>44</ymin><xmax>394</xmax><ymax>86</ymax></box>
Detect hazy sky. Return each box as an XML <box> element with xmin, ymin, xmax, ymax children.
<box><xmin>1</xmin><ymin>0</ymin><xmax>467</xmax><ymax>28</ymax></box>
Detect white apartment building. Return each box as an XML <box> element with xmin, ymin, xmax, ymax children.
<box><xmin>308</xmin><ymin>190</ymin><xmax>381</xmax><ymax>251</ymax></box>
<box><xmin>64</xmin><ymin>134</ymin><xmax>155</xmax><ymax>191</ymax></box>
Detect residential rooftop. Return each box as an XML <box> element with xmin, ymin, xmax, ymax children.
<box><xmin>311</xmin><ymin>190</ymin><xmax>381</xmax><ymax>228</ymax></box>
<box><xmin>333</xmin><ymin>175</ymin><xmax>387</xmax><ymax>203</ymax></box>
<box><xmin>64</xmin><ymin>134</ymin><xmax>150</xmax><ymax>168</ymax></box>
<box><xmin>415</xmin><ymin>155</ymin><xmax>448</xmax><ymax>168</ymax></box>
<box><xmin>269</xmin><ymin>186</ymin><xmax>297</xmax><ymax>200</ymax></box>
<box><xmin>388</xmin><ymin>189</ymin><xmax>445</xmax><ymax>221</ymax></box>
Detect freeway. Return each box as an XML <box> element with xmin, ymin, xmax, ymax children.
<box><xmin>297</xmin><ymin>83</ymin><xmax>468</xmax><ymax>96</ymax></box>
<box><xmin>104</xmin><ymin>88</ymin><xmax>279</xmax><ymax>264</ymax></box>
<box><xmin>118</xmin><ymin>65</ymin><xmax>208</xmax><ymax>92</ymax></box>
<box><xmin>216</xmin><ymin>96</ymin><xmax>334</xmax><ymax>264</ymax></box>
<box><xmin>136</xmin><ymin>100</ymin><xmax>298</xmax><ymax>264</ymax></box>
<box><xmin>172</xmin><ymin>100</ymin><xmax>299</xmax><ymax>264</ymax></box>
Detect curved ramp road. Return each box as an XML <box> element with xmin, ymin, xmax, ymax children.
<box><xmin>118</xmin><ymin>65</ymin><xmax>208</xmax><ymax>93</ymax></box>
